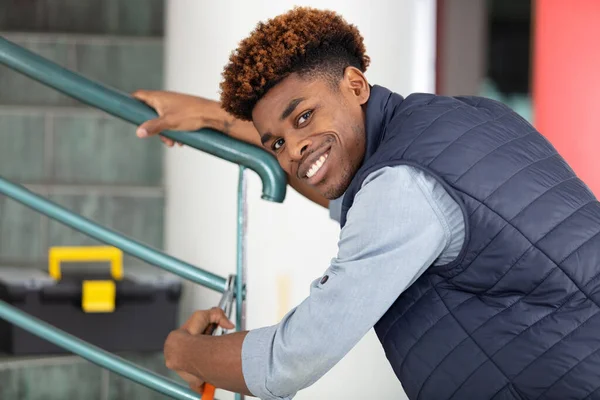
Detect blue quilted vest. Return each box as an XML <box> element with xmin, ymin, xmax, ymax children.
<box><xmin>340</xmin><ymin>85</ymin><xmax>600</xmax><ymax>400</ymax></box>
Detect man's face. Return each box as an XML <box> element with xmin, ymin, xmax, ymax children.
<box><xmin>252</xmin><ymin>68</ymin><xmax>370</xmax><ymax>199</ymax></box>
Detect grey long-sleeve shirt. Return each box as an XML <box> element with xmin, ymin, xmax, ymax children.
<box><xmin>241</xmin><ymin>165</ymin><xmax>465</xmax><ymax>399</ymax></box>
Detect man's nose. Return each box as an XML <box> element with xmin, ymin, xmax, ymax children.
<box><xmin>287</xmin><ymin>136</ymin><xmax>311</xmax><ymax>161</ymax></box>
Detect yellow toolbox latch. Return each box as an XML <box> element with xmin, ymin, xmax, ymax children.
<box><xmin>82</xmin><ymin>280</ymin><xmax>116</xmax><ymax>313</ymax></box>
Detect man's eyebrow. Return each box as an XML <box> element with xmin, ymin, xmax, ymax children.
<box><xmin>260</xmin><ymin>132</ymin><xmax>273</xmax><ymax>146</ymax></box>
<box><xmin>280</xmin><ymin>98</ymin><xmax>305</xmax><ymax>121</ymax></box>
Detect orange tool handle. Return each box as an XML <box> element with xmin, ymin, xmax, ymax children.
<box><xmin>201</xmin><ymin>383</ymin><xmax>216</xmax><ymax>400</ymax></box>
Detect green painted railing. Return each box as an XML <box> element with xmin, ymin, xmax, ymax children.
<box><xmin>0</xmin><ymin>177</ymin><xmax>227</xmax><ymax>293</ymax></box>
<box><xmin>0</xmin><ymin>304</ymin><xmax>201</xmax><ymax>400</ymax></box>
<box><xmin>0</xmin><ymin>36</ymin><xmax>286</xmax><ymax>203</ymax></box>
<box><xmin>0</xmin><ymin>36</ymin><xmax>286</xmax><ymax>400</ymax></box>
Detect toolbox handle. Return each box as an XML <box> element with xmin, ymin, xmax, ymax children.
<box><xmin>48</xmin><ymin>246</ymin><xmax>123</xmax><ymax>281</ymax></box>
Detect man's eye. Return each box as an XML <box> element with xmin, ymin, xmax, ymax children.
<box><xmin>297</xmin><ymin>110</ymin><xmax>313</xmax><ymax>126</ymax></box>
<box><xmin>272</xmin><ymin>138</ymin><xmax>285</xmax><ymax>151</ymax></box>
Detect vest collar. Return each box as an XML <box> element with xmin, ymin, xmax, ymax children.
<box><xmin>363</xmin><ymin>85</ymin><xmax>403</xmax><ymax>162</ymax></box>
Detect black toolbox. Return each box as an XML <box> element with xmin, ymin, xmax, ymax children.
<box><xmin>0</xmin><ymin>252</ymin><xmax>182</xmax><ymax>356</ymax></box>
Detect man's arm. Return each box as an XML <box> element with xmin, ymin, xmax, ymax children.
<box><xmin>165</xmin><ymin>165</ymin><xmax>454</xmax><ymax>398</ymax></box>
<box><xmin>132</xmin><ymin>90</ymin><xmax>329</xmax><ymax>208</ymax></box>
<box><xmin>164</xmin><ymin>329</ymin><xmax>251</xmax><ymax>395</ymax></box>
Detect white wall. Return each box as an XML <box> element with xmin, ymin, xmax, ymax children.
<box><xmin>163</xmin><ymin>1</ymin><xmax>436</xmax><ymax>399</ymax></box>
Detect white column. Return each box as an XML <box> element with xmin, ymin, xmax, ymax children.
<box><xmin>164</xmin><ymin>1</ymin><xmax>436</xmax><ymax>399</ymax></box>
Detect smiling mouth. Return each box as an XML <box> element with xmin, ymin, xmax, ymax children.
<box><xmin>306</xmin><ymin>151</ymin><xmax>329</xmax><ymax>178</ymax></box>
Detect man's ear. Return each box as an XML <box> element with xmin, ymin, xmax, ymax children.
<box><xmin>343</xmin><ymin>66</ymin><xmax>370</xmax><ymax>106</ymax></box>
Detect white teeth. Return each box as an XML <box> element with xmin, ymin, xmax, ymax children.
<box><xmin>306</xmin><ymin>153</ymin><xmax>329</xmax><ymax>179</ymax></box>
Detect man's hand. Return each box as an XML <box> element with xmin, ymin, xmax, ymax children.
<box><xmin>164</xmin><ymin>329</ymin><xmax>206</xmax><ymax>392</ymax></box>
<box><xmin>164</xmin><ymin>308</ymin><xmax>236</xmax><ymax>392</ymax></box>
<box><xmin>181</xmin><ymin>307</ymin><xmax>235</xmax><ymax>335</ymax></box>
<box><xmin>132</xmin><ymin>90</ymin><xmax>222</xmax><ymax>147</ymax></box>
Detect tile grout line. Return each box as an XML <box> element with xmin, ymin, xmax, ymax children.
<box><xmin>0</xmin><ymin>106</ymin><xmax>114</xmax><ymax>116</ymax></box>
<box><xmin>43</xmin><ymin>112</ymin><xmax>54</xmax><ymax>184</ymax></box>
<box><xmin>101</xmin><ymin>369</ymin><xmax>110</xmax><ymax>400</ymax></box>
<box><xmin>0</xmin><ymin>32</ymin><xmax>164</xmax><ymax>46</ymax></box>
<box><xmin>22</xmin><ymin>184</ymin><xmax>165</xmax><ymax>198</ymax></box>
<box><xmin>107</xmin><ymin>0</ymin><xmax>120</xmax><ymax>36</ymax></box>
<box><xmin>67</xmin><ymin>38</ymin><xmax>78</xmax><ymax>73</ymax></box>
<box><xmin>38</xmin><ymin>187</ymin><xmax>50</xmax><ymax>262</ymax></box>
<box><xmin>0</xmin><ymin>355</ymin><xmax>85</xmax><ymax>370</ymax></box>
<box><xmin>41</xmin><ymin>112</ymin><xmax>53</xmax><ymax>260</ymax></box>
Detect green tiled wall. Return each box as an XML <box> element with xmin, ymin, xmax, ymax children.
<box><xmin>0</xmin><ymin>0</ymin><xmax>164</xmax><ymax>36</ymax></box>
<box><xmin>0</xmin><ymin>1</ymin><xmax>169</xmax><ymax>398</ymax></box>
<box><xmin>114</xmin><ymin>0</ymin><xmax>165</xmax><ymax>37</ymax></box>
<box><xmin>0</xmin><ymin>112</ymin><xmax>46</xmax><ymax>182</ymax></box>
<box><xmin>107</xmin><ymin>353</ymin><xmax>184</xmax><ymax>400</ymax></box>
<box><xmin>48</xmin><ymin>195</ymin><xmax>164</xmax><ymax>248</ymax></box>
<box><xmin>52</xmin><ymin>113</ymin><xmax>163</xmax><ymax>185</ymax></box>
<box><xmin>0</xmin><ymin>358</ymin><xmax>104</xmax><ymax>400</ymax></box>
<box><xmin>0</xmin><ymin>109</ymin><xmax>164</xmax><ymax>186</ymax></box>
<box><xmin>0</xmin><ymin>353</ymin><xmax>177</xmax><ymax>400</ymax></box>
<box><xmin>0</xmin><ymin>196</ymin><xmax>45</xmax><ymax>262</ymax></box>
<box><xmin>0</xmin><ymin>35</ymin><xmax>164</xmax><ymax>106</ymax></box>
<box><xmin>0</xmin><ymin>109</ymin><xmax>166</xmax><ymax>269</ymax></box>
<box><xmin>48</xmin><ymin>194</ymin><xmax>165</xmax><ymax>267</ymax></box>
<box><xmin>74</xmin><ymin>41</ymin><xmax>164</xmax><ymax>95</ymax></box>
<box><xmin>0</xmin><ymin>39</ymin><xmax>75</xmax><ymax>106</ymax></box>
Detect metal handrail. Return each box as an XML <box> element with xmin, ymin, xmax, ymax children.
<box><xmin>0</xmin><ymin>36</ymin><xmax>287</xmax><ymax>203</ymax></box>
<box><xmin>0</xmin><ymin>36</ymin><xmax>282</xmax><ymax>399</ymax></box>
<box><xmin>0</xmin><ymin>177</ymin><xmax>227</xmax><ymax>293</ymax></box>
<box><xmin>0</xmin><ymin>303</ymin><xmax>200</xmax><ymax>400</ymax></box>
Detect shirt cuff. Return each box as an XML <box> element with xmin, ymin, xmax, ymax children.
<box><xmin>242</xmin><ymin>326</ymin><xmax>295</xmax><ymax>400</ymax></box>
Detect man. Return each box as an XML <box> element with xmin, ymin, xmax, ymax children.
<box><xmin>133</xmin><ymin>7</ymin><xmax>600</xmax><ymax>400</ymax></box>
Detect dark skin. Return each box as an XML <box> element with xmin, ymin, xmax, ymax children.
<box><xmin>252</xmin><ymin>68</ymin><xmax>369</xmax><ymax>200</ymax></box>
<box><xmin>136</xmin><ymin>67</ymin><xmax>371</xmax><ymax>394</ymax></box>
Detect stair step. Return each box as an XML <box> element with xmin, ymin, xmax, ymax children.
<box><xmin>0</xmin><ymin>0</ymin><xmax>164</xmax><ymax>37</ymax></box>
<box><xmin>0</xmin><ymin>34</ymin><xmax>164</xmax><ymax>106</ymax></box>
